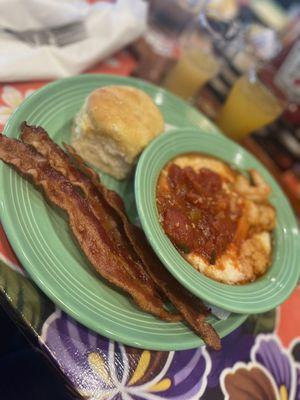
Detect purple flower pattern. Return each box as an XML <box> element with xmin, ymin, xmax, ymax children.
<box><xmin>41</xmin><ymin>310</ymin><xmax>300</xmax><ymax>400</ymax></box>
<box><xmin>220</xmin><ymin>335</ymin><xmax>300</xmax><ymax>399</ymax></box>
<box><xmin>207</xmin><ymin>327</ymin><xmax>254</xmax><ymax>387</ymax></box>
<box><xmin>42</xmin><ymin>310</ymin><xmax>211</xmax><ymax>399</ymax></box>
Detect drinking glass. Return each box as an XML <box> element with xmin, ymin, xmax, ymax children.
<box><xmin>163</xmin><ymin>16</ymin><xmax>221</xmax><ymax>101</ymax></box>
<box><xmin>147</xmin><ymin>0</ymin><xmax>206</xmax><ymax>56</ymax></box>
<box><xmin>215</xmin><ymin>73</ymin><xmax>285</xmax><ymax>140</ymax></box>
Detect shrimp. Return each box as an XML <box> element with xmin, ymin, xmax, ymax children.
<box><xmin>234</xmin><ymin>169</ymin><xmax>271</xmax><ymax>203</ymax></box>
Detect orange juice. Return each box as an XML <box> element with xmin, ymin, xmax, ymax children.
<box><xmin>216</xmin><ymin>75</ymin><xmax>284</xmax><ymax>140</ymax></box>
<box><xmin>164</xmin><ymin>49</ymin><xmax>220</xmax><ymax>100</ymax></box>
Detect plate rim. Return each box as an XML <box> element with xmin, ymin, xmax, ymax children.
<box><xmin>0</xmin><ymin>74</ymin><xmax>248</xmax><ymax>350</ymax></box>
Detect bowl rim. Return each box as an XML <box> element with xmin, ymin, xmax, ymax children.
<box><xmin>135</xmin><ymin>127</ymin><xmax>300</xmax><ymax>314</ymax></box>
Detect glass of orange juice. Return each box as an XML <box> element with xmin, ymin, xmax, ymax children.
<box><xmin>164</xmin><ymin>48</ymin><xmax>220</xmax><ymax>100</ymax></box>
<box><xmin>163</xmin><ymin>18</ymin><xmax>221</xmax><ymax>101</ymax></box>
<box><xmin>216</xmin><ymin>74</ymin><xmax>285</xmax><ymax>140</ymax></box>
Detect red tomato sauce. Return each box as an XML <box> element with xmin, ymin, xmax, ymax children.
<box><xmin>156</xmin><ymin>163</ymin><xmax>242</xmax><ymax>263</ymax></box>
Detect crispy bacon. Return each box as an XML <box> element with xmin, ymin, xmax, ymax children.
<box><xmin>65</xmin><ymin>143</ymin><xmax>221</xmax><ymax>350</ymax></box>
<box><xmin>0</xmin><ymin>134</ymin><xmax>177</xmax><ymax>322</ymax></box>
<box><xmin>20</xmin><ymin>123</ymin><xmax>171</xmax><ymax>314</ymax></box>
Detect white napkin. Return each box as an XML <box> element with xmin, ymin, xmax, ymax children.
<box><xmin>0</xmin><ymin>0</ymin><xmax>147</xmax><ymax>81</ymax></box>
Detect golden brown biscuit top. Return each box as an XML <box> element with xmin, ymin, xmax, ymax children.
<box><xmin>86</xmin><ymin>85</ymin><xmax>164</xmax><ymax>162</ymax></box>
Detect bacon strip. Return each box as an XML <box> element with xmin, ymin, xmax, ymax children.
<box><xmin>65</xmin><ymin>143</ymin><xmax>221</xmax><ymax>350</ymax></box>
<box><xmin>20</xmin><ymin>123</ymin><xmax>174</xmax><ymax>319</ymax></box>
<box><xmin>0</xmin><ymin>134</ymin><xmax>177</xmax><ymax>322</ymax></box>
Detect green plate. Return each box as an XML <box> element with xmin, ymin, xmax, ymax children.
<box><xmin>0</xmin><ymin>74</ymin><xmax>247</xmax><ymax>350</ymax></box>
<box><xmin>135</xmin><ymin>128</ymin><xmax>300</xmax><ymax>315</ymax></box>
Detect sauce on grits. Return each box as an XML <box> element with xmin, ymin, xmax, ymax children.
<box><xmin>156</xmin><ymin>154</ymin><xmax>276</xmax><ymax>285</ymax></box>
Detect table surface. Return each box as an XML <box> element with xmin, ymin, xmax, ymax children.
<box><xmin>0</xmin><ymin>50</ymin><xmax>300</xmax><ymax>400</ymax></box>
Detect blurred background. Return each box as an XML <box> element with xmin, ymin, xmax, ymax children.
<box><xmin>130</xmin><ymin>0</ymin><xmax>300</xmax><ymax>221</ymax></box>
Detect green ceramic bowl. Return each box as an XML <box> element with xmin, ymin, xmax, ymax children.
<box><xmin>135</xmin><ymin>128</ymin><xmax>300</xmax><ymax>314</ymax></box>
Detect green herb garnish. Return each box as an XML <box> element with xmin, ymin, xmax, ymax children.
<box><xmin>210</xmin><ymin>249</ymin><xmax>217</xmax><ymax>265</ymax></box>
<box><xmin>177</xmin><ymin>243</ymin><xmax>190</xmax><ymax>254</ymax></box>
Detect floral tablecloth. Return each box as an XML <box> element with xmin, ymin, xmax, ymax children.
<box><xmin>0</xmin><ymin>51</ymin><xmax>300</xmax><ymax>400</ymax></box>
